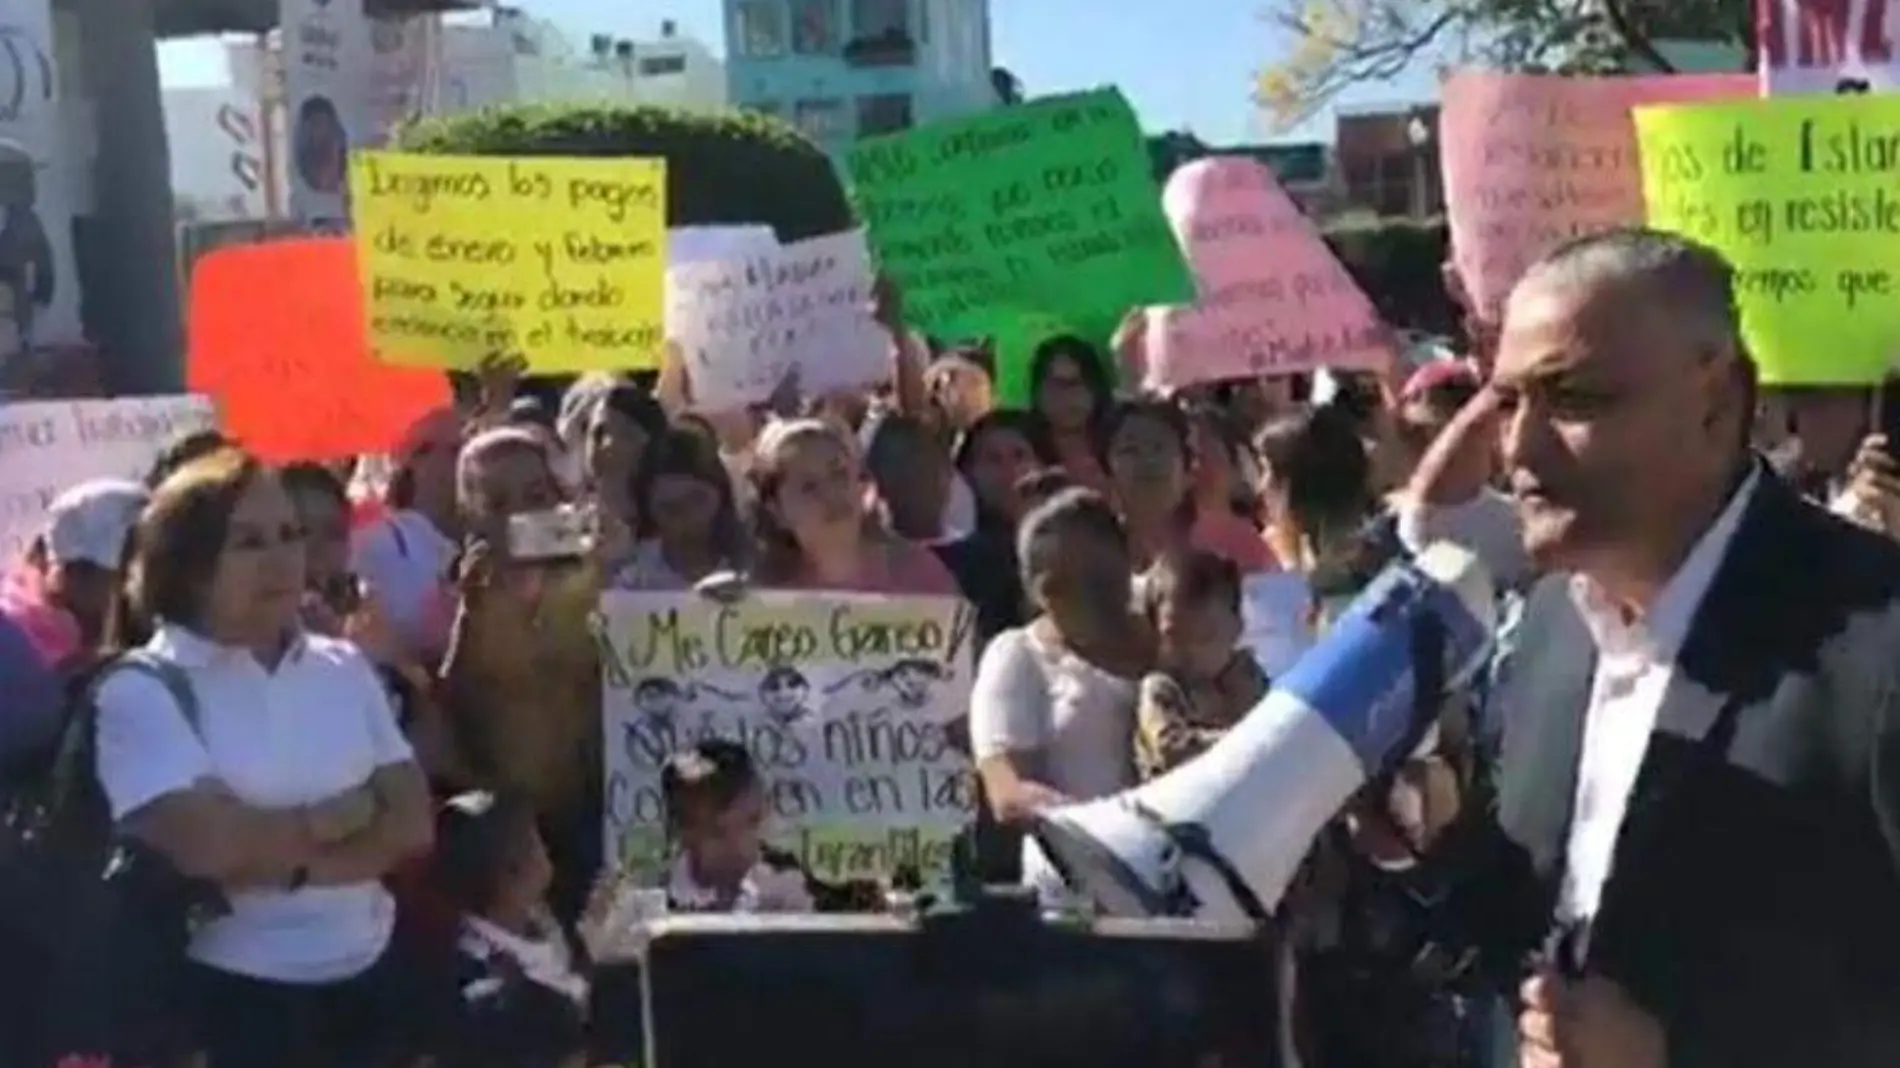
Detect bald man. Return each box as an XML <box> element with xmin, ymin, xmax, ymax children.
<box><xmin>1411</xmin><ymin>229</ymin><xmax>1900</xmax><ymax>1068</ymax></box>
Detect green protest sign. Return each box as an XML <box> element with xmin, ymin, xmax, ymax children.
<box><xmin>849</xmin><ymin>87</ymin><xmax>1194</xmax><ymax>340</ymax></box>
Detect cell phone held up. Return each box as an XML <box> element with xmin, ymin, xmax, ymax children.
<box><xmin>506</xmin><ymin>504</ymin><xmax>594</xmax><ymax>563</ymax></box>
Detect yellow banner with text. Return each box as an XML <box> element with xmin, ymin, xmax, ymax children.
<box><xmin>350</xmin><ymin>151</ymin><xmax>667</xmax><ymax>372</ymax></box>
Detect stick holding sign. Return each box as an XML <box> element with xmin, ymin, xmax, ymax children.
<box><xmin>349</xmin><ymin>151</ymin><xmax>668</xmax><ymax>372</ymax></box>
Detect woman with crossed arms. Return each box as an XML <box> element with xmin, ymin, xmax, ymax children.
<box><xmin>92</xmin><ymin>447</ymin><xmax>432</xmax><ymax>1068</ymax></box>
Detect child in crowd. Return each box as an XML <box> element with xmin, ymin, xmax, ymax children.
<box><xmin>1134</xmin><ymin>551</ymin><xmax>1270</xmax><ymax>779</ymax></box>
<box><xmin>430</xmin><ymin>791</ymin><xmax>589</xmax><ymax>1068</ymax></box>
<box><xmin>662</xmin><ymin>739</ymin><xmax>882</xmax><ymax>913</ymax></box>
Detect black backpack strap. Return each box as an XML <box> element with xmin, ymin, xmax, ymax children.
<box><xmin>106</xmin><ymin>652</ymin><xmax>203</xmax><ymax>735</ymax></box>
<box><xmin>47</xmin><ymin>653</ymin><xmax>204</xmax><ymax>811</ymax></box>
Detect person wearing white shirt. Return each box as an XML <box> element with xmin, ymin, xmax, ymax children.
<box><xmin>1387</xmin><ymin>230</ymin><xmax>1900</xmax><ymax>1068</ymax></box>
<box><xmin>93</xmin><ymin>447</ymin><xmax>432</xmax><ymax>1068</ymax></box>
<box><xmin>1553</xmin><ymin>465</ymin><xmax>1755</xmax><ymax>929</ymax></box>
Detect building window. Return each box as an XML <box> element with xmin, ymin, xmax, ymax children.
<box><xmin>844</xmin><ymin>0</ymin><xmax>914</xmax><ymax>65</ymax></box>
<box><xmin>916</xmin><ymin>0</ymin><xmax>930</xmax><ymax>42</ymax></box>
<box><xmin>856</xmin><ymin>93</ymin><xmax>913</xmax><ymax>136</ymax></box>
<box><xmin>794</xmin><ymin>98</ymin><xmax>847</xmax><ymax>141</ymax></box>
<box><xmin>851</xmin><ymin>0</ymin><xmax>908</xmax><ymax>36</ymax></box>
<box><xmin>790</xmin><ymin>0</ymin><xmax>840</xmax><ymax>53</ymax></box>
<box><xmin>637</xmin><ymin>53</ymin><xmax>688</xmax><ymax>76</ymax></box>
<box><xmin>734</xmin><ymin>0</ymin><xmax>788</xmax><ymax>57</ymax></box>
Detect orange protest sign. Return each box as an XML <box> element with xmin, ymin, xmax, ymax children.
<box><xmin>187</xmin><ymin>237</ymin><xmax>453</xmax><ymax>462</ymax></box>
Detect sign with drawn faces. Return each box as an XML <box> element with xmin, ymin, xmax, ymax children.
<box><xmin>597</xmin><ymin>591</ymin><xmax>978</xmax><ymax>887</ymax></box>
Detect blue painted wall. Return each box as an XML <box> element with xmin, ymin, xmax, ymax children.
<box><xmin>722</xmin><ymin>0</ymin><xmax>997</xmax><ymax>160</ymax></box>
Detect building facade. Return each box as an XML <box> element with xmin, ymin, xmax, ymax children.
<box><xmin>433</xmin><ymin>12</ymin><xmax>726</xmax><ymax>115</ymax></box>
<box><xmin>163</xmin><ymin>11</ymin><xmax>725</xmax><ymax>225</ymax></box>
<box><xmin>1333</xmin><ymin>103</ymin><xmax>1442</xmax><ymax>220</ymax></box>
<box><xmin>163</xmin><ymin>85</ymin><xmax>272</xmax><ymax>222</ymax></box>
<box><xmin>1148</xmin><ymin>131</ymin><xmax>1341</xmax><ymax>217</ymax></box>
<box><xmin>722</xmin><ymin>0</ymin><xmax>995</xmax><ymax>158</ymax></box>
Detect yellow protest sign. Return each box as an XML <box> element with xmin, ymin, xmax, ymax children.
<box><xmin>350</xmin><ymin>151</ymin><xmax>667</xmax><ymax>372</ymax></box>
<box><xmin>1635</xmin><ymin>95</ymin><xmax>1900</xmax><ymax>386</ymax></box>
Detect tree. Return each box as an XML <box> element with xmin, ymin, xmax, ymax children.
<box><xmin>1254</xmin><ymin>0</ymin><xmax>1752</xmax><ymax>129</ymax></box>
<box><xmin>991</xmin><ymin>67</ymin><xmax>1025</xmax><ymax>104</ymax></box>
<box><xmin>395</xmin><ymin>103</ymin><xmax>856</xmax><ymax>401</ymax></box>
<box><xmin>396</xmin><ymin>102</ymin><xmax>855</xmax><ymax>241</ymax></box>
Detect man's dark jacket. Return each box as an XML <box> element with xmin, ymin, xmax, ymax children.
<box><xmin>1438</xmin><ymin>470</ymin><xmax>1900</xmax><ymax>1067</ymax></box>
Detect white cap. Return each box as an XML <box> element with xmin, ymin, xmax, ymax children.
<box><xmin>44</xmin><ymin>478</ymin><xmax>148</xmax><ymax>568</ymax></box>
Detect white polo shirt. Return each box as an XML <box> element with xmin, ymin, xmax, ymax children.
<box><xmin>93</xmin><ymin>624</ymin><xmax>416</xmax><ymax>983</ymax></box>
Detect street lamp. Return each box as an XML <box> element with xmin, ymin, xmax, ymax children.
<box><xmin>1405</xmin><ymin>114</ymin><xmax>1432</xmax><ymax>219</ymax></box>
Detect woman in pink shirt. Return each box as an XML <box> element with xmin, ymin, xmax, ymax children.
<box><xmin>746</xmin><ymin>419</ymin><xmax>957</xmax><ymax>595</ymax></box>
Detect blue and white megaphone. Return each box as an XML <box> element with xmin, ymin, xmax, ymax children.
<box><xmin>1026</xmin><ymin>541</ymin><xmax>1496</xmax><ymax>924</ymax></box>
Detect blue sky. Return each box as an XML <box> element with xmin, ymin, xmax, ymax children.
<box><xmin>159</xmin><ymin>0</ymin><xmax>1439</xmax><ymax>143</ymax></box>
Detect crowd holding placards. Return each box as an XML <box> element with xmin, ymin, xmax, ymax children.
<box><xmin>11</xmin><ymin>67</ymin><xmax>1900</xmax><ymax>1068</ymax></box>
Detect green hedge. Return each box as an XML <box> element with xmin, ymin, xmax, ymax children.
<box><xmin>395</xmin><ymin>103</ymin><xmax>855</xmax><ymax>242</ymax></box>
<box><xmin>1321</xmin><ymin>215</ymin><xmax>1459</xmax><ymax>341</ymax></box>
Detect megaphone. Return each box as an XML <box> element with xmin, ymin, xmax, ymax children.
<box><xmin>1026</xmin><ymin>541</ymin><xmax>1496</xmax><ymax>924</ymax></box>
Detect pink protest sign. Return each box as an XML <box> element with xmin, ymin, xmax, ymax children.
<box><xmin>1143</xmin><ymin>157</ymin><xmax>1391</xmax><ymax>390</ymax></box>
<box><xmin>1441</xmin><ymin>71</ymin><xmax>1754</xmax><ymax>320</ymax></box>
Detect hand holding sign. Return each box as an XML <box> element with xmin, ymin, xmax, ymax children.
<box><xmin>1143</xmin><ymin>157</ymin><xmax>1392</xmax><ymax>390</ymax></box>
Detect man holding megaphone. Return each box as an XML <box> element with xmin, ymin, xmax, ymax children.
<box><xmin>1026</xmin><ymin>229</ymin><xmax>1900</xmax><ymax>1068</ymax></box>
<box><xmin>1373</xmin><ymin>230</ymin><xmax>1900</xmax><ymax>1068</ymax></box>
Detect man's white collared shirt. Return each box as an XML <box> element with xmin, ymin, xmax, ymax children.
<box><xmin>1556</xmin><ymin>468</ymin><xmax>1760</xmax><ymax>924</ymax></box>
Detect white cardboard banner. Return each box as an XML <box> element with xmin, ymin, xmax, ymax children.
<box><xmin>667</xmin><ymin>228</ymin><xmax>889</xmax><ymax>410</ymax></box>
<box><xmin>1758</xmin><ymin>0</ymin><xmax>1900</xmax><ymax>94</ymax></box>
<box><xmin>599</xmin><ymin>590</ymin><xmax>977</xmax><ymax>885</ymax></box>
<box><xmin>0</xmin><ymin>395</ymin><xmax>216</xmax><ymax>558</ymax></box>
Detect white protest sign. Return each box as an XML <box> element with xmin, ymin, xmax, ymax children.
<box><xmin>1144</xmin><ymin>157</ymin><xmax>1391</xmax><ymax>390</ymax></box>
<box><xmin>0</xmin><ymin>396</ymin><xmax>216</xmax><ymax>559</ymax></box>
<box><xmin>1241</xmin><ymin>571</ymin><xmax>1313</xmax><ymax>678</ymax></box>
<box><xmin>599</xmin><ymin>590</ymin><xmax>977</xmax><ymax>885</ymax></box>
<box><xmin>1759</xmin><ymin>0</ymin><xmax>1900</xmax><ymax>94</ymax></box>
<box><xmin>668</xmin><ymin>224</ymin><xmax>777</xmax><ymax>264</ymax></box>
<box><xmin>667</xmin><ymin>228</ymin><xmax>889</xmax><ymax>411</ymax></box>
